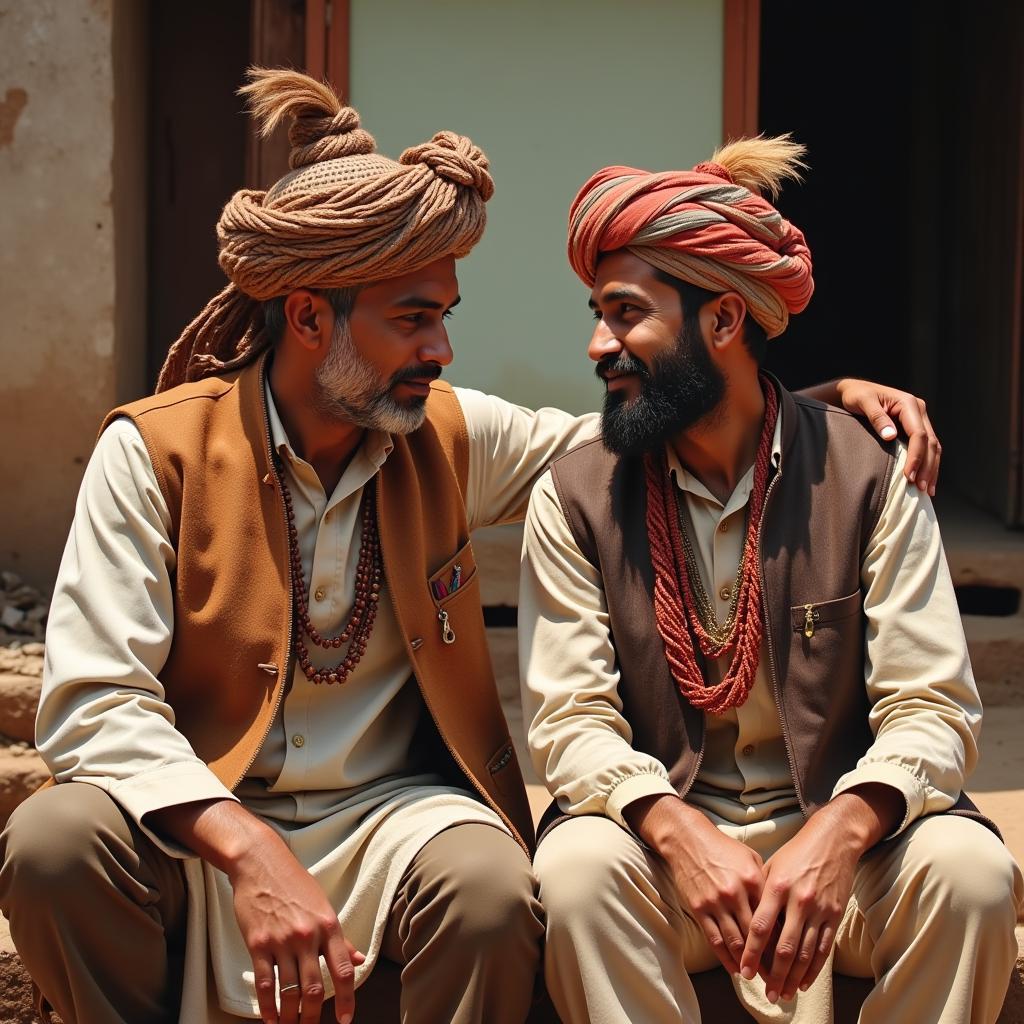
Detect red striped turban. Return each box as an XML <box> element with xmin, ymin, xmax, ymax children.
<box><xmin>567</xmin><ymin>161</ymin><xmax>814</xmax><ymax>338</ymax></box>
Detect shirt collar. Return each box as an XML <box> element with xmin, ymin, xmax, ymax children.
<box><xmin>666</xmin><ymin>405</ymin><xmax>783</xmax><ymax>512</ymax></box>
<box><xmin>263</xmin><ymin>378</ymin><xmax>394</xmax><ymax>475</ymax></box>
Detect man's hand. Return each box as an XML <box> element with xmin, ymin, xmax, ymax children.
<box><xmin>229</xmin><ymin>836</ymin><xmax>365</xmax><ymax>1024</ymax></box>
<box><xmin>740</xmin><ymin>785</ymin><xmax>904</xmax><ymax>1003</ymax></box>
<box><xmin>149</xmin><ymin>799</ymin><xmax>365</xmax><ymax>1024</ymax></box>
<box><xmin>625</xmin><ymin>795</ymin><xmax>765</xmax><ymax>975</ymax></box>
<box><xmin>824</xmin><ymin>379</ymin><xmax>941</xmax><ymax>496</ymax></box>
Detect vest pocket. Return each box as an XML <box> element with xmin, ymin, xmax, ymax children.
<box><xmin>790</xmin><ymin>590</ymin><xmax>862</xmax><ymax>639</ymax></box>
<box><xmin>427</xmin><ymin>539</ymin><xmax>479</xmax><ymax>645</ymax></box>
<box><xmin>486</xmin><ymin>738</ymin><xmax>523</xmax><ymax>800</ymax></box>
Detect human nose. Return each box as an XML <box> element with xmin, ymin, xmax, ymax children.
<box><xmin>588</xmin><ymin>318</ymin><xmax>622</xmax><ymax>363</ymax></box>
<box><xmin>419</xmin><ymin>325</ymin><xmax>453</xmax><ymax>367</ymax></box>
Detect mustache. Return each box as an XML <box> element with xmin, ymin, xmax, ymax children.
<box><xmin>390</xmin><ymin>363</ymin><xmax>443</xmax><ymax>386</ymax></box>
<box><xmin>595</xmin><ymin>353</ymin><xmax>649</xmax><ymax>381</ymax></box>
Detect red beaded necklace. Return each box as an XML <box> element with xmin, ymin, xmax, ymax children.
<box><xmin>277</xmin><ymin>463</ymin><xmax>383</xmax><ymax>685</ymax></box>
<box><xmin>644</xmin><ymin>377</ymin><xmax>778</xmax><ymax>714</ymax></box>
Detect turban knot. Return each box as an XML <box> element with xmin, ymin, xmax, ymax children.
<box><xmin>288</xmin><ymin>106</ymin><xmax>376</xmax><ymax>167</ymax></box>
<box><xmin>567</xmin><ymin>161</ymin><xmax>813</xmax><ymax>339</ymax></box>
<box><xmin>157</xmin><ymin>69</ymin><xmax>494</xmax><ymax>392</ymax></box>
<box><xmin>400</xmin><ymin>131</ymin><xmax>495</xmax><ymax>201</ymax></box>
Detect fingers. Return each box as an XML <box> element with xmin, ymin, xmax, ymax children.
<box><xmin>691</xmin><ymin>875</ymin><xmax>758</xmax><ymax>976</ymax></box>
<box><xmin>298</xmin><ymin>951</ymin><xmax>327</xmax><ymax>1024</ymax></box>
<box><xmin>326</xmin><ymin>930</ymin><xmax>358</xmax><ymax>1024</ymax></box>
<box><xmin>253</xmin><ymin>951</ymin><xmax>281</xmax><ymax>1024</ymax></box>
<box><xmin>779</xmin><ymin>921</ymin><xmax>818</xmax><ymax>1001</ymax></box>
<box><xmin>801</xmin><ymin>921</ymin><xmax>836</xmax><ymax>995</ymax></box>
<box><xmin>917</xmin><ymin>406</ymin><xmax>941</xmax><ymax>496</ymax></box>
<box><xmin>275</xmin><ymin>956</ymin><xmax>302</xmax><ymax>1024</ymax></box>
<box><xmin>866</xmin><ymin>403</ymin><xmax>899</xmax><ymax>444</ymax></box>
<box><xmin>762</xmin><ymin>909</ymin><xmax>804</xmax><ymax>1003</ymax></box>
<box><xmin>740</xmin><ymin>887</ymin><xmax>782</xmax><ymax>983</ymax></box>
<box><xmin>897</xmin><ymin>398</ymin><xmax>941</xmax><ymax>497</ymax></box>
<box><xmin>698</xmin><ymin>911</ymin><xmax>747</xmax><ymax>975</ymax></box>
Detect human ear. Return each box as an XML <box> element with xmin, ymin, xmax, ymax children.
<box><xmin>710</xmin><ymin>292</ymin><xmax>747</xmax><ymax>351</ymax></box>
<box><xmin>283</xmin><ymin>290</ymin><xmax>334</xmax><ymax>352</ymax></box>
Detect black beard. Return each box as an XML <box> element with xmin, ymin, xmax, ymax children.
<box><xmin>599</xmin><ymin>318</ymin><xmax>726</xmax><ymax>457</ymax></box>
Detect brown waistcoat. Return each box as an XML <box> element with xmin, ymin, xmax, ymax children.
<box><xmin>545</xmin><ymin>380</ymin><xmax>984</xmax><ymax>833</ymax></box>
<box><xmin>101</xmin><ymin>354</ymin><xmax>534</xmax><ymax>851</ymax></box>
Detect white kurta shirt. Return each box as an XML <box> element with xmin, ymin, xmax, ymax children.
<box><xmin>37</xmin><ymin>383</ymin><xmax>597</xmax><ymax>1021</ymax></box>
<box><xmin>519</xmin><ymin>410</ymin><xmax>983</xmax><ymax>853</ymax></box>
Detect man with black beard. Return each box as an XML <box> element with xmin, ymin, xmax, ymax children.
<box><xmin>596</xmin><ymin>272</ymin><xmax>726</xmax><ymax>457</ymax></box>
<box><xmin>519</xmin><ymin>137</ymin><xmax>1022</xmax><ymax>1024</ymax></box>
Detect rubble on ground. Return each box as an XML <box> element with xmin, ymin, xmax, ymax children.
<box><xmin>0</xmin><ymin>571</ymin><xmax>48</xmax><ymax>647</ymax></box>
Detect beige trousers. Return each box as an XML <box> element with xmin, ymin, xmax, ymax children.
<box><xmin>534</xmin><ymin>812</ymin><xmax>1023</xmax><ymax>1024</ymax></box>
<box><xmin>0</xmin><ymin>782</ymin><xmax>543</xmax><ymax>1024</ymax></box>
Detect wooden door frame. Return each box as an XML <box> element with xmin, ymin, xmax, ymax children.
<box><xmin>723</xmin><ymin>0</ymin><xmax>760</xmax><ymax>140</ymax></box>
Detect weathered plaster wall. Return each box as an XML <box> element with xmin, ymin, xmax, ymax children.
<box><xmin>0</xmin><ymin>0</ymin><xmax>146</xmax><ymax>592</ymax></box>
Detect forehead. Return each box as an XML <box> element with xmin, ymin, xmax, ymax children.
<box><xmin>357</xmin><ymin>255</ymin><xmax>459</xmax><ymax>307</ymax></box>
<box><xmin>591</xmin><ymin>250</ymin><xmax>668</xmax><ymax>299</ymax></box>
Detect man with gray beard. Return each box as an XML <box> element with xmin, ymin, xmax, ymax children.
<box><xmin>2</xmin><ymin>75</ymin><xmax>941</xmax><ymax>1024</ymax></box>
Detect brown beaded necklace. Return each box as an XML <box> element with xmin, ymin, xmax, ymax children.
<box><xmin>276</xmin><ymin>462</ymin><xmax>383</xmax><ymax>685</ymax></box>
<box><xmin>644</xmin><ymin>376</ymin><xmax>778</xmax><ymax>714</ymax></box>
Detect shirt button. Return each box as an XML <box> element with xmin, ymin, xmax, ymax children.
<box><xmin>742</xmin><ymin>744</ymin><xmax>755</xmax><ymax>757</ymax></box>
<box><xmin>314</xmin><ymin>587</ymin><xmax>326</xmax><ymax>602</ymax></box>
<box><xmin>718</xmin><ymin>521</ymin><xmax>728</xmax><ymax>533</ymax></box>
<box><xmin>719</xmin><ymin>585</ymin><xmax>732</xmax><ymax>601</ymax></box>
<box><xmin>291</xmin><ymin>734</ymin><xmax>305</xmax><ymax>748</ymax></box>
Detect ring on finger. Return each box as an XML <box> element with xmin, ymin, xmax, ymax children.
<box><xmin>280</xmin><ymin>983</ymin><xmax>301</xmax><ymax>994</ymax></box>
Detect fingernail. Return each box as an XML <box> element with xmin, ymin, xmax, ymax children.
<box><xmin>929</xmin><ymin>485</ymin><xmax>936</xmax><ymax>497</ymax></box>
<box><xmin>741</xmin><ymin>966</ymin><xmax>755</xmax><ymax>980</ymax></box>
<box><xmin>918</xmin><ymin>478</ymin><xmax>928</xmax><ymax>491</ymax></box>
<box><xmin>340</xmin><ymin>1015</ymin><xmax>353</xmax><ymax>1024</ymax></box>
<box><xmin>908</xmin><ymin>470</ymin><xmax>916</xmax><ymax>483</ymax></box>
<box><xmin>767</xmin><ymin>990</ymin><xmax>779</xmax><ymax>1004</ymax></box>
<box><xmin>800</xmin><ymin>983</ymin><xmax>809</xmax><ymax>992</ymax></box>
<box><xmin>881</xmin><ymin>426</ymin><xmax>897</xmax><ymax>439</ymax></box>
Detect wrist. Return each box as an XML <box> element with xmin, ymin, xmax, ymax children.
<box><xmin>150</xmin><ymin>799</ymin><xmax>279</xmax><ymax>878</ymax></box>
<box><xmin>624</xmin><ymin>794</ymin><xmax>713</xmax><ymax>855</ymax></box>
<box><xmin>820</xmin><ymin>784</ymin><xmax>903</xmax><ymax>855</ymax></box>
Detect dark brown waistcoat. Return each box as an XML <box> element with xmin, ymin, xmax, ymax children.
<box><xmin>546</xmin><ymin>380</ymin><xmax>986</xmax><ymax>833</ymax></box>
<box><xmin>99</xmin><ymin>354</ymin><xmax>534</xmax><ymax>851</ymax></box>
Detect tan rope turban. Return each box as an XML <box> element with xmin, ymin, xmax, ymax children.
<box><xmin>157</xmin><ymin>68</ymin><xmax>494</xmax><ymax>392</ymax></box>
<box><xmin>567</xmin><ymin>135</ymin><xmax>813</xmax><ymax>339</ymax></box>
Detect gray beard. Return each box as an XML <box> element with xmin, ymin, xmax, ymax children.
<box><xmin>314</xmin><ymin>322</ymin><xmax>427</xmax><ymax>435</ymax></box>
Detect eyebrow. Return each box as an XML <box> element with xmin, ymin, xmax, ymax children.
<box><xmin>588</xmin><ymin>287</ymin><xmax>647</xmax><ymax>310</ymax></box>
<box><xmin>392</xmin><ymin>294</ymin><xmax>462</xmax><ymax>311</ymax></box>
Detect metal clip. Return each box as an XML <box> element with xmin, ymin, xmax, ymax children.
<box><xmin>438</xmin><ymin>609</ymin><xmax>456</xmax><ymax>644</ymax></box>
<box><xmin>803</xmin><ymin>604</ymin><xmax>816</xmax><ymax>639</ymax></box>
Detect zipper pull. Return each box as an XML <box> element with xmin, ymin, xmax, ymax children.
<box><xmin>803</xmin><ymin>604</ymin><xmax>816</xmax><ymax>639</ymax></box>
<box><xmin>438</xmin><ymin>609</ymin><xmax>456</xmax><ymax>645</ymax></box>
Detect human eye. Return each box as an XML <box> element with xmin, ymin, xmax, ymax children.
<box><xmin>442</xmin><ymin>309</ymin><xmax>455</xmax><ymax>321</ymax></box>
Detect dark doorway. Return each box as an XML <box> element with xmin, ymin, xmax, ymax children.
<box><xmin>759</xmin><ymin>2</ymin><xmax>1024</xmax><ymax>524</ymax></box>
<box><xmin>146</xmin><ymin>0</ymin><xmax>306</xmax><ymax>388</ymax></box>
<box><xmin>146</xmin><ymin>0</ymin><xmax>252</xmax><ymax>388</ymax></box>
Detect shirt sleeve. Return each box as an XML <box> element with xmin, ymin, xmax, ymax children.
<box><xmin>36</xmin><ymin>418</ymin><xmax>238</xmax><ymax>858</ymax></box>
<box><xmin>454</xmin><ymin>387</ymin><xmax>599</xmax><ymax>531</ymax></box>
<box><xmin>830</xmin><ymin>444</ymin><xmax>982</xmax><ymax>836</ymax></box>
<box><xmin>518</xmin><ymin>470</ymin><xmax>677</xmax><ymax>827</ymax></box>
